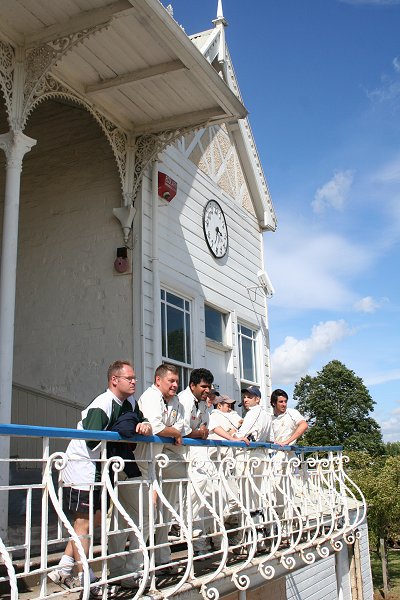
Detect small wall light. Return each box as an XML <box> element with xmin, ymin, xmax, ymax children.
<box><xmin>114</xmin><ymin>247</ymin><xmax>129</xmax><ymax>273</ymax></box>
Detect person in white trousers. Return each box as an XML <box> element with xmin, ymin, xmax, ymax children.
<box><xmin>179</xmin><ymin>368</ymin><xmax>215</xmax><ymax>555</ymax></box>
<box><xmin>137</xmin><ymin>364</ymin><xmax>190</xmax><ymax>572</ymax></box>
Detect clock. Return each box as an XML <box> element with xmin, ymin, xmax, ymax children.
<box><xmin>203</xmin><ymin>200</ymin><xmax>229</xmax><ymax>258</ymax></box>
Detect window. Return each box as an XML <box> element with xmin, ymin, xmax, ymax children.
<box><xmin>161</xmin><ymin>289</ymin><xmax>192</xmax><ymax>390</ymax></box>
<box><xmin>237</xmin><ymin>323</ymin><xmax>258</xmax><ymax>385</ymax></box>
<box><xmin>205</xmin><ymin>305</ymin><xmax>227</xmax><ymax>344</ymax></box>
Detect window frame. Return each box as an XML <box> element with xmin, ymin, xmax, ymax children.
<box><xmin>204</xmin><ymin>304</ymin><xmax>232</xmax><ymax>350</ymax></box>
<box><xmin>237</xmin><ymin>321</ymin><xmax>260</xmax><ymax>386</ymax></box>
<box><xmin>160</xmin><ymin>287</ymin><xmax>193</xmax><ymax>392</ymax></box>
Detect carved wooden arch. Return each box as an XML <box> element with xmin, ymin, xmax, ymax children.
<box><xmin>24</xmin><ymin>75</ymin><xmax>129</xmax><ymax>195</ymax></box>
<box><xmin>0</xmin><ymin>31</ymin><xmax>130</xmax><ymax>201</ymax></box>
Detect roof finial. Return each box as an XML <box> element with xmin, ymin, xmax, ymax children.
<box><xmin>213</xmin><ymin>0</ymin><xmax>228</xmax><ymax>27</ymax></box>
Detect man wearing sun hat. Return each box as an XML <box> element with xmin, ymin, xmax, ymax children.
<box><xmin>206</xmin><ymin>394</ymin><xmax>247</xmax><ymax>542</ymax></box>
<box><xmin>208</xmin><ymin>395</ymin><xmax>244</xmax><ymax>442</ymax></box>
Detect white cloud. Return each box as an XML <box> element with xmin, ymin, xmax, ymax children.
<box><xmin>271</xmin><ymin>320</ymin><xmax>353</xmax><ymax>385</ymax></box>
<box><xmin>380</xmin><ymin>404</ymin><xmax>400</xmax><ymax>442</ymax></box>
<box><xmin>312</xmin><ymin>170</ymin><xmax>354</xmax><ymax>213</ymax></box>
<box><xmin>393</xmin><ymin>57</ymin><xmax>400</xmax><ymax>72</ymax></box>
<box><xmin>380</xmin><ymin>416</ymin><xmax>400</xmax><ymax>442</ymax></box>
<box><xmin>354</xmin><ymin>296</ymin><xmax>381</xmax><ymax>313</ymax></box>
<box><xmin>266</xmin><ymin>219</ymin><xmax>374</xmax><ymax>310</ymax></box>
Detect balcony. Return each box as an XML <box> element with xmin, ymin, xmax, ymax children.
<box><xmin>0</xmin><ymin>424</ymin><xmax>366</xmax><ymax>599</ymax></box>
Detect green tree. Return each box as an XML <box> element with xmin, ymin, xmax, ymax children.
<box><xmin>293</xmin><ymin>360</ymin><xmax>384</xmax><ymax>455</ymax></box>
<box><xmin>347</xmin><ymin>451</ymin><xmax>400</xmax><ymax>549</ymax></box>
<box><xmin>385</xmin><ymin>441</ymin><xmax>400</xmax><ymax>456</ymax></box>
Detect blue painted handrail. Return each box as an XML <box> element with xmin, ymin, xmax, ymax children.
<box><xmin>0</xmin><ymin>422</ymin><xmax>342</xmax><ymax>452</ymax></box>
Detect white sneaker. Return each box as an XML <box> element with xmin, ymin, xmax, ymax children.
<box><xmin>48</xmin><ymin>569</ymin><xmax>78</xmax><ymax>590</ymax></box>
<box><xmin>108</xmin><ymin>585</ymin><xmax>119</xmax><ymax>597</ymax></box>
<box><xmin>78</xmin><ymin>578</ymin><xmax>104</xmax><ymax>599</ymax></box>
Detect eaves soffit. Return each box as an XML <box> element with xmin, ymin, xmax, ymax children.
<box><xmin>0</xmin><ymin>0</ymin><xmax>247</xmax><ymax>136</ymax></box>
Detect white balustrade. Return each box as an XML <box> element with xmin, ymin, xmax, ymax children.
<box><xmin>0</xmin><ymin>425</ymin><xmax>366</xmax><ymax>599</ymax></box>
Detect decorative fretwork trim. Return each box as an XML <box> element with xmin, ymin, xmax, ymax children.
<box><xmin>132</xmin><ymin>120</ymin><xmax>223</xmax><ymax>200</ymax></box>
<box><xmin>22</xmin><ymin>23</ymin><xmax>110</xmax><ymax>128</ymax></box>
<box><xmin>0</xmin><ymin>41</ymin><xmax>14</xmax><ymax>122</ymax></box>
<box><xmin>27</xmin><ymin>73</ymin><xmax>128</xmax><ymax>192</ymax></box>
<box><xmin>0</xmin><ymin>30</ymin><xmax>226</xmax><ymax>206</ymax></box>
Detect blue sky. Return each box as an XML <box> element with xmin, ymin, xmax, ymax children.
<box><xmin>163</xmin><ymin>0</ymin><xmax>400</xmax><ymax>442</ymax></box>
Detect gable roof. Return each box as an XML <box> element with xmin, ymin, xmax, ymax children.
<box><xmin>189</xmin><ymin>21</ymin><xmax>277</xmax><ymax>232</ymax></box>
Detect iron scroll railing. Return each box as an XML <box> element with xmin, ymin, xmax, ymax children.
<box><xmin>0</xmin><ymin>424</ymin><xmax>366</xmax><ymax>600</ymax></box>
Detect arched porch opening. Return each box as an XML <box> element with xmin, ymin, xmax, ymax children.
<box><xmin>9</xmin><ymin>98</ymin><xmax>134</xmax><ymax>419</ymax></box>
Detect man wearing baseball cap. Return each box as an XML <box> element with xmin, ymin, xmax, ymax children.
<box><xmin>236</xmin><ymin>386</ymin><xmax>272</xmax><ymax>443</ymax></box>
<box><xmin>240</xmin><ymin>385</ymin><xmax>261</xmax><ymax>398</ymax></box>
<box><xmin>232</xmin><ymin>386</ymin><xmax>273</xmax><ymax>554</ymax></box>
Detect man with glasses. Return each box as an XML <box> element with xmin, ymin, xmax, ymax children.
<box><xmin>48</xmin><ymin>360</ymin><xmax>151</xmax><ymax>598</ymax></box>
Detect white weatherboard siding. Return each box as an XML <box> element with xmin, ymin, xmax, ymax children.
<box><xmin>160</xmin><ymin>146</ymin><xmax>265</xmax><ymax>316</ymax></box>
<box><xmin>286</xmin><ymin>556</ymin><xmax>338</xmax><ymax>600</ymax></box>
<box><xmin>140</xmin><ymin>138</ymin><xmax>270</xmax><ymax>397</ymax></box>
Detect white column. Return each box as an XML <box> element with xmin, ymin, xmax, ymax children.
<box><xmin>151</xmin><ymin>160</ymin><xmax>162</xmax><ymax>367</ymax></box>
<box><xmin>0</xmin><ymin>130</ymin><xmax>36</xmax><ymax>538</ymax></box>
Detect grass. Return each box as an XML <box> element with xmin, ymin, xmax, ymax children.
<box><xmin>371</xmin><ymin>549</ymin><xmax>400</xmax><ymax>599</ymax></box>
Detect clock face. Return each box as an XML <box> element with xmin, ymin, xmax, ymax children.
<box><xmin>203</xmin><ymin>200</ymin><xmax>228</xmax><ymax>258</ymax></box>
